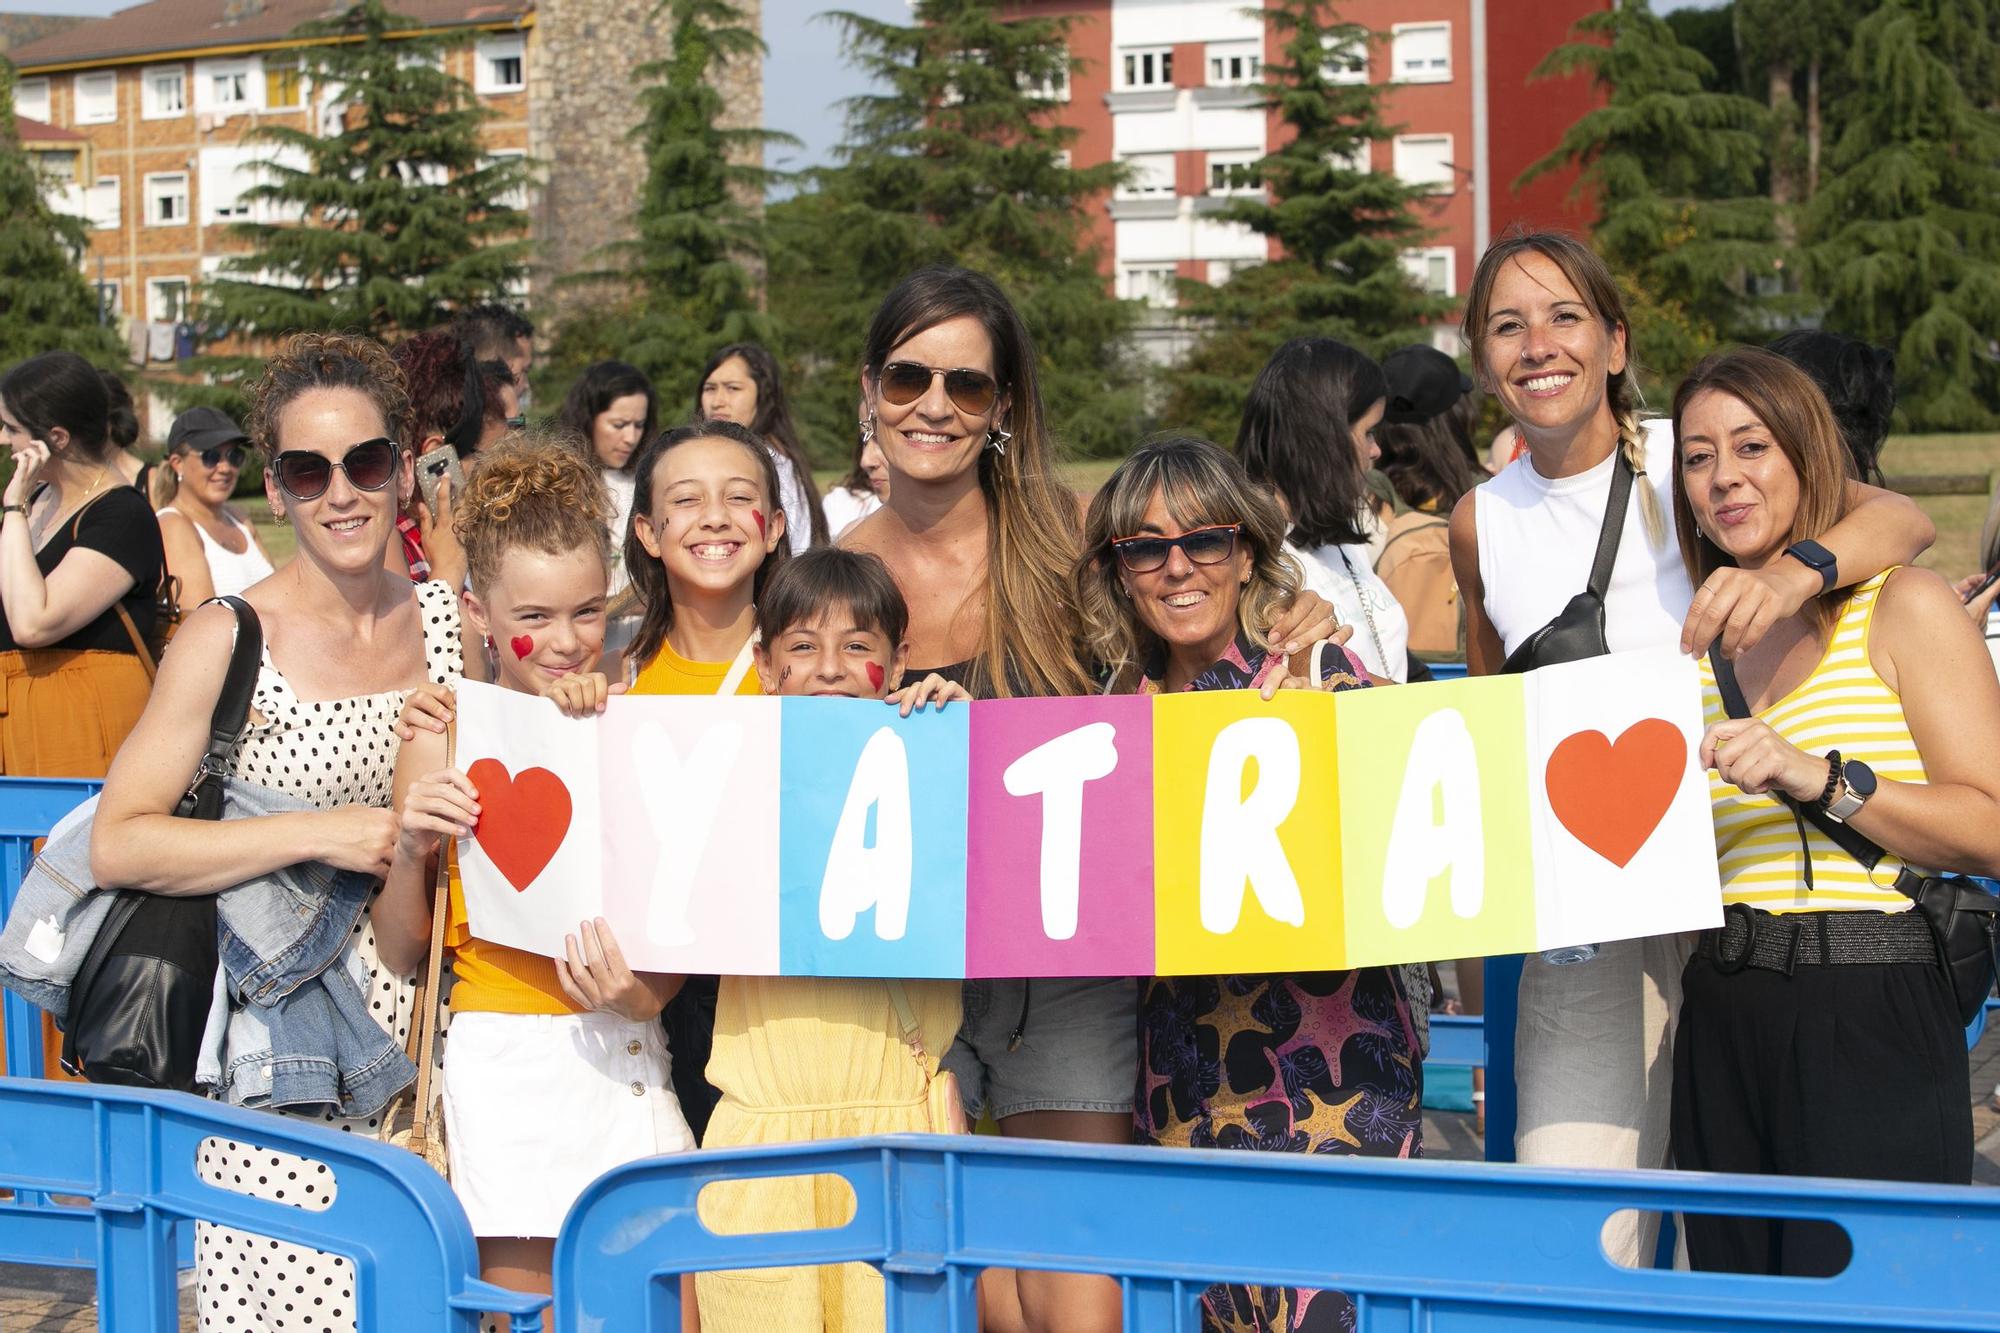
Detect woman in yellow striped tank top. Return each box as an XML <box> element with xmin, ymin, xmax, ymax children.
<box><xmin>1667</xmin><ymin>347</ymin><xmax>2000</xmax><ymax>1277</ymax></box>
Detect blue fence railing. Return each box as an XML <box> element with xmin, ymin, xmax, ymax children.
<box><xmin>0</xmin><ymin>777</ymin><xmax>100</xmax><ymax>1085</ymax></box>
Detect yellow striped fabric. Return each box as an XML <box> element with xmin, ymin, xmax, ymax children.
<box><xmin>1699</xmin><ymin>572</ymin><xmax>1924</xmax><ymax>914</ymax></box>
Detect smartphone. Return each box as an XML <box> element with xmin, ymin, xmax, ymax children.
<box><xmin>414</xmin><ymin>447</ymin><xmax>464</xmax><ymax>516</ymax></box>
<box><xmin>1964</xmin><ymin>562</ymin><xmax>2000</xmax><ymax>606</ymax></box>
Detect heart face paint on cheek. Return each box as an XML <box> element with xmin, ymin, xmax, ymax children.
<box><xmin>751</xmin><ymin>509</ymin><xmax>765</xmax><ymax>538</ymax></box>
<box><xmin>865</xmin><ymin>661</ymin><xmax>885</xmax><ymax>691</ymax></box>
<box><xmin>510</xmin><ymin>635</ymin><xmax>535</xmax><ymax>660</ymax></box>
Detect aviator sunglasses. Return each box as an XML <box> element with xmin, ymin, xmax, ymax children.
<box><xmin>875</xmin><ymin>361</ymin><xmax>1000</xmax><ymax>417</ymax></box>
<box><xmin>193</xmin><ymin>443</ymin><xmax>248</xmax><ymax>470</ymax></box>
<box><xmin>270</xmin><ymin>438</ymin><xmax>398</xmax><ymax>501</ymax></box>
<box><xmin>1110</xmin><ymin>524</ymin><xmax>1243</xmax><ymax>574</ymax></box>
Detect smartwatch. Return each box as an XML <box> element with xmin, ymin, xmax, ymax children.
<box><xmin>1823</xmin><ymin>758</ymin><xmax>1877</xmax><ymax>822</ymax></box>
<box><xmin>1784</xmin><ymin>539</ymin><xmax>1838</xmax><ymax>592</ymax></box>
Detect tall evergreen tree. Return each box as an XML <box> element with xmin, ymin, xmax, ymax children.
<box><xmin>1163</xmin><ymin>0</ymin><xmax>1447</xmax><ymax>446</ymax></box>
<box><xmin>197</xmin><ymin>0</ymin><xmax>531</xmax><ymax>359</ymax></box>
<box><xmin>1804</xmin><ymin>0</ymin><xmax>2000</xmax><ymax>429</ymax></box>
<box><xmin>1519</xmin><ymin>0</ymin><xmax>1776</xmax><ymax>381</ymax></box>
<box><xmin>0</xmin><ymin>58</ymin><xmax>127</xmax><ymax>369</ymax></box>
<box><xmin>774</xmin><ymin>0</ymin><xmax>1139</xmax><ymax>461</ymax></box>
<box><xmin>543</xmin><ymin>0</ymin><xmax>790</xmax><ymax>408</ymax></box>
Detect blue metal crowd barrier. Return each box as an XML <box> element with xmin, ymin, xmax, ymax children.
<box><xmin>0</xmin><ymin>777</ymin><xmax>100</xmax><ymax>1083</ymax></box>
<box><xmin>0</xmin><ymin>1077</ymin><xmax>547</xmax><ymax>1331</ymax></box>
<box><xmin>557</xmin><ymin>1132</ymin><xmax>2000</xmax><ymax>1332</ymax></box>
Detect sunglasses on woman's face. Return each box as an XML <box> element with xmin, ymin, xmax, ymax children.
<box><xmin>195</xmin><ymin>444</ymin><xmax>248</xmax><ymax>470</ymax></box>
<box><xmin>270</xmin><ymin>438</ymin><xmax>398</xmax><ymax>501</ymax></box>
<box><xmin>876</xmin><ymin>361</ymin><xmax>1000</xmax><ymax>417</ymax></box>
<box><xmin>1110</xmin><ymin>524</ymin><xmax>1243</xmax><ymax>574</ymax></box>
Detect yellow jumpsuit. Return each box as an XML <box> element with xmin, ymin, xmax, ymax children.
<box><xmin>695</xmin><ymin>976</ymin><xmax>963</xmax><ymax>1333</ymax></box>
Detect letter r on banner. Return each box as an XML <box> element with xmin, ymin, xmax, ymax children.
<box><xmin>1199</xmin><ymin>717</ymin><xmax>1305</xmax><ymax>932</ymax></box>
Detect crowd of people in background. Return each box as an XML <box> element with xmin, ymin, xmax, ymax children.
<box><xmin>2</xmin><ymin>233</ymin><xmax>2000</xmax><ymax>1333</ymax></box>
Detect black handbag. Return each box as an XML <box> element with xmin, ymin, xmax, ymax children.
<box><xmin>1710</xmin><ymin>647</ymin><xmax>2000</xmax><ymax>1024</ymax></box>
<box><xmin>1500</xmin><ymin>451</ymin><xmax>1634</xmax><ymax>674</ymax></box>
<box><xmin>61</xmin><ymin>596</ymin><xmax>263</xmax><ymax>1090</ymax></box>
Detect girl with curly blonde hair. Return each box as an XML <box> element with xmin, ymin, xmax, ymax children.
<box><xmin>373</xmin><ymin>434</ymin><xmax>694</xmax><ymax>1312</ymax></box>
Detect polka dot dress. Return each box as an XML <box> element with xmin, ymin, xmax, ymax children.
<box><xmin>197</xmin><ymin>580</ymin><xmax>461</xmax><ymax>1333</ymax></box>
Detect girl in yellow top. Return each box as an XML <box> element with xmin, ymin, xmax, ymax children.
<box><xmin>374</xmin><ymin>438</ymin><xmax>692</xmax><ymax>1309</ymax></box>
<box><xmin>1669</xmin><ymin>347</ymin><xmax>2000</xmax><ymax>1276</ymax></box>
<box><xmin>696</xmin><ymin>547</ymin><xmax>969</xmax><ymax>1333</ymax></box>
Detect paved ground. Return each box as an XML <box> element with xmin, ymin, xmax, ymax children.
<box><xmin>7</xmin><ymin>1029</ymin><xmax>2000</xmax><ymax>1329</ymax></box>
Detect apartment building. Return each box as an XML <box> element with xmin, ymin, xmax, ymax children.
<box><xmin>999</xmin><ymin>0</ymin><xmax>1608</xmax><ymax>351</ymax></box>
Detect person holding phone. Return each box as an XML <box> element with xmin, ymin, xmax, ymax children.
<box><xmin>156</xmin><ymin>408</ymin><xmax>275</xmax><ymax>603</ymax></box>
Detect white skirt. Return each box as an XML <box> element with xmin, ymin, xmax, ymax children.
<box><xmin>442</xmin><ymin>1008</ymin><xmax>693</xmax><ymax>1238</ymax></box>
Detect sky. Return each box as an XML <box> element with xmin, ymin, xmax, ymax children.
<box><xmin>4</xmin><ymin>0</ymin><xmax>1725</xmax><ymax>172</ymax></box>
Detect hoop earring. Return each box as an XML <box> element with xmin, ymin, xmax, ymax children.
<box><xmin>986</xmin><ymin>424</ymin><xmax>1012</xmax><ymax>455</ymax></box>
<box><xmin>860</xmin><ymin>412</ymin><xmax>876</xmax><ymax>446</ymax></box>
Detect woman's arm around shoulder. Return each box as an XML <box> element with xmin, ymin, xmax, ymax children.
<box><xmin>1447</xmin><ymin>490</ymin><xmax>1504</xmax><ymax>676</ymax></box>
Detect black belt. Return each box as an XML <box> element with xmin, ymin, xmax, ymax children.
<box><xmin>1697</xmin><ymin>901</ymin><xmax>1938</xmax><ymax>975</ymax></box>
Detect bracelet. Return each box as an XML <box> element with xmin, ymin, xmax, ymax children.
<box><xmin>1816</xmin><ymin>749</ymin><xmax>1842</xmax><ymax>808</ymax></box>
<box><xmin>1</xmin><ymin>504</ymin><xmax>27</xmax><ymax>518</ymax></box>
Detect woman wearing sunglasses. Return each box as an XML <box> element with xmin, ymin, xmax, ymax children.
<box><xmin>94</xmin><ymin>332</ymin><xmax>461</xmax><ymax>1333</ymax></box>
<box><xmin>156</xmin><ymin>407</ymin><xmax>276</xmax><ymax>603</ymax></box>
<box><xmin>1078</xmin><ymin>437</ymin><xmax>1418</xmax><ymax>1333</ymax></box>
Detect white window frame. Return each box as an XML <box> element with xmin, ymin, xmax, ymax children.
<box><xmin>1206</xmin><ymin>41</ymin><xmax>1261</xmax><ymax>88</ymax></box>
<box><xmin>1393</xmin><ymin>133</ymin><xmax>1455</xmax><ymax>193</ymax></box>
<box><xmin>15</xmin><ymin>77</ymin><xmax>50</xmax><ymax>124</ymax></box>
<box><xmin>1119</xmin><ymin>46</ymin><xmax>1173</xmax><ymax>90</ymax></box>
<box><xmin>85</xmin><ymin>175</ymin><xmax>121</xmax><ymax>230</ymax></box>
<box><xmin>1206</xmin><ymin>149</ymin><xmax>1261</xmax><ymax>196</ymax></box>
<box><xmin>74</xmin><ymin>72</ymin><xmax>118</xmax><ymax>124</ymax></box>
<box><xmin>263</xmin><ymin>55</ymin><xmax>304</xmax><ymax>109</ymax></box>
<box><xmin>1391</xmin><ymin>22</ymin><xmax>1451</xmax><ymax>84</ymax></box>
<box><xmin>1022</xmin><ymin>45</ymin><xmax>1070</xmax><ymax>103</ymax></box>
<box><xmin>1120</xmin><ymin>264</ymin><xmax>1180</xmax><ymax>308</ymax></box>
<box><xmin>145</xmin><ymin>275</ymin><xmax>190</xmax><ymax>324</ymax></box>
<box><xmin>486</xmin><ymin>147</ymin><xmax>528</xmax><ymax>212</ymax></box>
<box><xmin>1115</xmin><ymin>152</ymin><xmax>1176</xmax><ymax>200</ymax></box>
<box><xmin>1207</xmin><ymin>259</ymin><xmax>1259</xmax><ymax>287</ymax></box>
<box><xmin>1402</xmin><ymin>246</ymin><xmax>1456</xmax><ymax>296</ymax></box>
<box><xmin>142</xmin><ymin>65</ymin><xmax>186</xmax><ymax>119</ymax></box>
<box><xmin>474</xmin><ymin>34</ymin><xmax>526</xmax><ymax>93</ymax></box>
<box><xmin>143</xmin><ymin>171</ymin><xmax>189</xmax><ymax>226</ymax></box>
<box><xmin>37</xmin><ymin>149</ymin><xmax>80</xmax><ymax>185</ymax></box>
<box><xmin>1322</xmin><ymin>34</ymin><xmax>1369</xmax><ymax>85</ymax></box>
<box><xmin>1328</xmin><ymin>141</ymin><xmax>1371</xmax><ymax>176</ymax></box>
<box><xmin>204</xmin><ymin>61</ymin><xmax>253</xmax><ymax>112</ymax></box>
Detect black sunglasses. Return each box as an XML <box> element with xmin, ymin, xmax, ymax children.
<box><xmin>877</xmin><ymin>361</ymin><xmax>1000</xmax><ymax>416</ymax></box>
<box><xmin>270</xmin><ymin>438</ymin><xmax>398</xmax><ymax>501</ymax></box>
<box><xmin>1110</xmin><ymin>524</ymin><xmax>1243</xmax><ymax>574</ymax></box>
<box><xmin>194</xmin><ymin>443</ymin><xmax>248</xmax><ymax>470</ymax></box>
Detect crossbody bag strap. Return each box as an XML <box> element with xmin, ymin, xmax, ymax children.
<box><xmin>62</xmin><ymin>493</ymin><xmax>160</xmax><ymax>681</ymax></box>
<box><xmin>1584</xmin><ymin>451</ymin><xmax>1636</xmax><ymax>602</ymax></box>
<box><xmin>406</xmin><ymin>720</ymin><xmax>456</xmax><ymax>1148</ymax></box>
<box><xmin>174</xmin><ymin>597</ymin><xmax>263</xmax><ymax>816</ymax></box>
<box><xmin>716</xmin><ymin>633</ymin><xmax>758</xmax><ymax>696</ymax></box>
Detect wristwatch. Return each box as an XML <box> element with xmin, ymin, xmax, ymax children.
<box><xmin>1784</xmin><ymin>539</ymin><xmax>1838</xmax><ymax>592</ymax></box>
<box><xmin>1823</xmin><ymin>758</ymin><xmax>1877</xmax><ymax>822</ymax></box>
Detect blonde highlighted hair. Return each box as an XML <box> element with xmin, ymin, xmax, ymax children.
<box><xmin>1461</xmin><ymin>230</ymin><xmax>1665</xmax><ymax>547</ymax></box>
<box><xmin>454</xmin><ymin>433</ymin><xmax>614</xmax><ymax>596</ymax></box>
<box><xmin>1076</xmin><ymin>436</ymin><xmax>1302</xmax><ymax>693</ymax></box>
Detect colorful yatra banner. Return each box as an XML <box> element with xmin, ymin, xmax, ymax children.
<box><xmin>452</xmin><ymin>647</ymin><xmax>1725</xmax><ymax>977</ymax></box>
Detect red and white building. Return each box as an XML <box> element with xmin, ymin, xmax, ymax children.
<box><xmin>1000</xmin><ymin>0</ymin><xmax>1609</xmax><ymax>351</ymax></box>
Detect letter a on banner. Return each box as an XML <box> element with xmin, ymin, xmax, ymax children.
<box><xmin>1380</xmin><ymin>709</ymin><xmax>1484</xmax><ymax>929</ymax></box>
<box><xmin>821</xmin><ymin>726</ymin><xmax>913</xmax><ymax>941</ymax></box>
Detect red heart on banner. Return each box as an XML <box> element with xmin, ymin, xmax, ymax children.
<box><xmin>466</xmin><ymin>758</ymin><xmax>572</xmax><ymax>892</ymax></box>
<box><xmin>1544</xmin><ymin>719</ymin><xmax>1686</xmax><ymax>869</ymax></box>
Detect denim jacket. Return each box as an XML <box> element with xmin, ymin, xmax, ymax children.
<box><xmin>0</xmin><ymin>777</ymin><xmax>413</xmax><ymax>1117</ymax></box>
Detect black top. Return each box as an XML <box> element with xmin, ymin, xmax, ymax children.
<box><xmin>0</xmin><ymin>486</ymin><xmax>164</xmax><ymax>654</ymax></box>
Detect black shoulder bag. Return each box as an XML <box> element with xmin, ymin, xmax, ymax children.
<box><xmin>1500</xmin><ymin>451</ymin><xmax>1634</xmax><ymax>674</ymax></box>
<box><xmin>1710</xmin><ymin>646</ymin><xmax>2000</xmax><ymax>1024</ymax></box>
<box><xmin>62</xmin><ymin>596</ymin><xmax>263</xmax><ymax>1090</ymax></box>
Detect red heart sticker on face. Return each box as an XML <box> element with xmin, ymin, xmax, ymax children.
<box><xmin>1544</xmin><ymin>719</ymin><xmax>1686</xmax><ymax>868</ymax></box>
<box><xmin>509</xmin><ymin>635</ymin><xmax>534</xmax><ymax>660</ymax></box>
<box><xmin>866</xmin><ymin>661</ymin><xmax>884</xmax><ymax>691</ymax></box>
<box><xmin>466</xmin><ymin>758</ymin><xmax>572</xmax><ymax>891</ymax></box>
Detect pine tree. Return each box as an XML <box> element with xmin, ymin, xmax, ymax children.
<box><xmin>0</xmin><ymin>58</ymin><xmax>127</xmax><ymax>370</ymax></box>
<box><xmin>543</xmin><ymin>0</ymin><xmax>790</xmax><ymax>409</ymax></box>
<box><xmin>1162</xmin><ymin>0</ymin><xmax>1448</xmax><ymax>447</ymax></box>
<box><xmin>1519</xmin><ymin>0</ymin><xmax>1777</xmax><ymax>382</ymax></box>
<box><xmin>1804</xmin><ymin>0</ymin><xmax>2000</xmax><ymax>429</ymax></box>
<box><xmin>197</xmin><ymin>0</ymin><xmax>531</xmax><ymax>362</ymax></box>
<box><xmin>774</xmin><ymin>0</ymin><xmax>1139</xmax><ymax>461</ymax></box>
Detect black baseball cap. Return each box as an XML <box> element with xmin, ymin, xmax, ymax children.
<box><xmin>167</xmin><ymin>406</ymin><xmax>249</xmax><ymax>455</ymax></box>
<box><xmin>1381</xmin><ymin>345</ymin><xmax>1474</xmax><ymax>424</ymax></box>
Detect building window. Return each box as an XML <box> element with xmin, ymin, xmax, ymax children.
<box><xmin>1391</xmin><ymin>23</ymin><xmax>1451</xmax><ymax>83</ymax></box>
<box><xmin>1206</xmin><ymin>150</ymin><xmax>1260</xmax><ymax>195</ymax></box>
<box><xmin>1393</xmin><ymin>134</ymin><xmax>1455</xmax><ymax>192</ymax></box>
<box><xmin>1329</xmin><ymin>141</ymin><xmax>1371</xmax><ymax>175</ymax></box>
<box><xmin>16</xmin><ymin>78</ymin><xmax>50</xmax><ymax>124</ymax></box>
<box><xmin>1208</xmin><ymin>259</ymin><xmax>1259</xmax><ymax>286</ymax></box>
<box><xmin>146</xmin><ymin>277</ymin><xmax>190</xmax><ymax>324</ymax></box>
<box><xmin>1402</xmin><ymin>246</ymin><xmax>1456</xmax><ymax>296</ymax></box>
<box><xmin>91</xmin><ymin>279</ymin><xmax>120</xmax><ymax>322</ymax></box>
<box><xmin>475</xmin><ymin>35</ymin><xmax>526</xmax><ymax>93</ymax></box>
<box><xmin>85</xmin><ymin>175</ymin><xmax>120</xmax><ymax>230</ymax></box>
<box><xmin>486</xmin><ymin>148</ymin><xmax>528</xmax><ymax>212</ymax></box>
<box><xmin>38</xmin><ymin>150</ymin><xmax>79</xmax><ymax>184</ymax></box>
<box><xmin>1120</xmin><ymin>265</ymin><xmax>1180</xmax><ymax>308</ymax></box>
<box><xmin>1120</xmin><ymin>47</ymin><xmax>1173</xmax><ymax>90</ymax></box>
<box><xmin>265</xmin><ymin>56</ymin><xmax>303</xmax><ymax>109</ymax></box>
<box><xmin>1115</xmin><ymin>152</ymin><xmax>1176</xmax><ymax>199</ymax></box>
<box><xmin>211</xmin><ymin>69</ymin><xmax>249</xmax><ymax>108</ymax></box>
<box><xmin>1022</xmin><ymin>46</ymin><xmax>1070</xmax><ymax>103</ymax></box>
<box><xmin>143</xmin><ymin>66</ymin><xmax>186</xmax><ymax>118</ymax></box>
<box><xmin>75</xmin><ymin>72</ymin><xmax>117</xmax><ymax>124</ymax></box>
<box><xmin>1322</xmin><ymin>35</ymin><xmax>1368</xmax><ymax>84</ymax></box>
<box><xmin>1206</xmin><ymin>41</ymin><xmax>1260</xmax><ymax>87</ymax></box>
<box><xmin>144</xmin><ymin>171</ymin><xmax>189</xmax><ymax>225</ymax></box>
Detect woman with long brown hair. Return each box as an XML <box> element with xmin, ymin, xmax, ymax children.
<box><xmin>697</xmin><ymin>342</ymin><xmax>828</xmax><ymax>553</ymax></box>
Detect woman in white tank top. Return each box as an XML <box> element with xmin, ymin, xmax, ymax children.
<box><xmin>1442</xmin><ymin>233</ymin><xmax>1933</xmax><ymax>1269</ymax></box>
<box><xmin>156</xmin><ymin>409</ymin><xmax>276</xmax><ymax>602</ymax></box>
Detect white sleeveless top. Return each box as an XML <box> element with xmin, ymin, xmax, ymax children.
<box><xmin>1472</xmin><ymin>417</ymin><xmax>1695</xmax><ymax>658</ymax></box>
<box><xmin>161</xmin><ymin>506</ymin><xmax>276</xmax><ymax>599</ymax></box>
